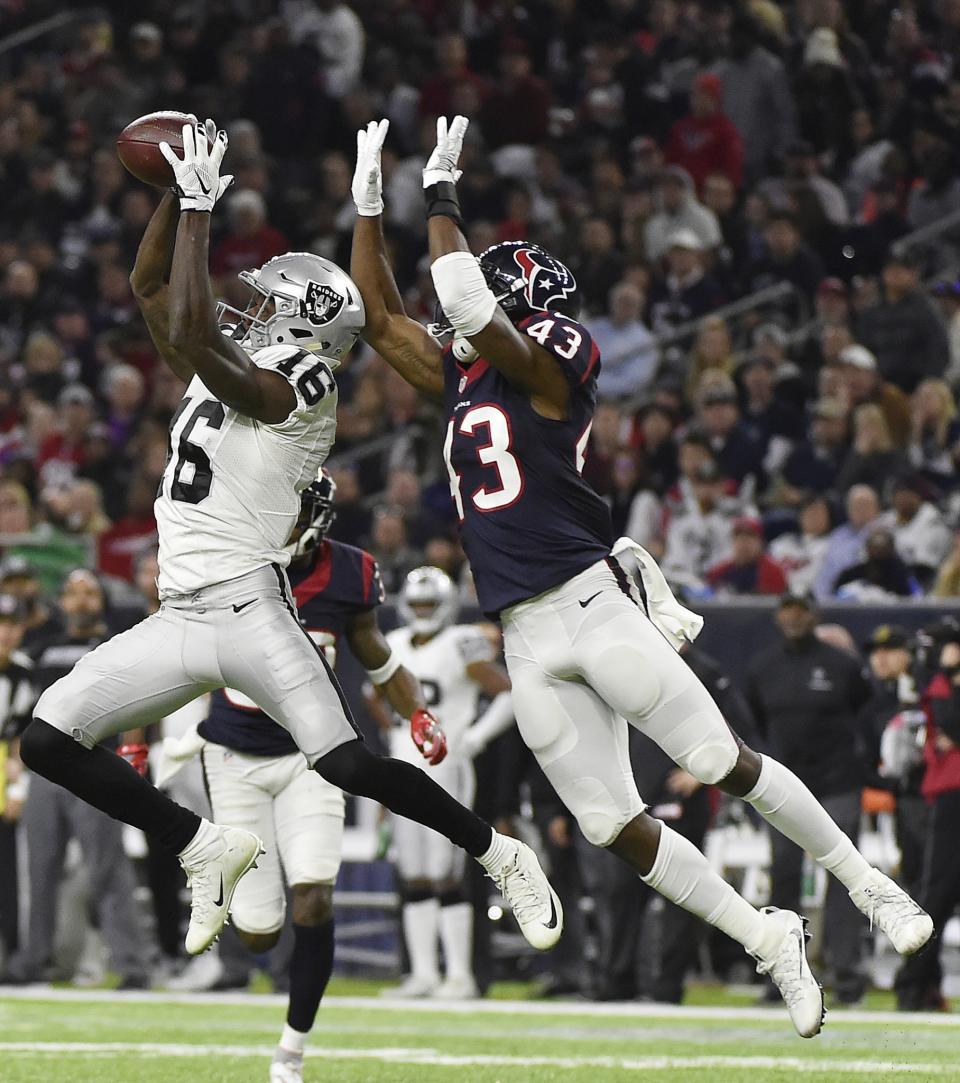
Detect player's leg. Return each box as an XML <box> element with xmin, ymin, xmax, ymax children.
<box><xmin>575</xmin><ymin>582</ymin><xmax>932</xmax><ymax>958</ymax></box>
<box><xmin>389</xmin><ymin>815</ymin><xmax>441</xmax><ymax>997</ymax></box>
<box><xmin>432</xmin><ymin>761</ymin><xmax>478</xmax><ymax>998</ymax></box>
<box><xmin>505</xmin><ymin>622</ymin><xmax>823</xmax><ymax>1037</ymax></box>
<box><xmin>221</xmin><ymin>570</ymin><xmax>561</xmax><ymax>951</ymax></box>
<box><xmin>20</xmin><ymin>610</ymin><xmax>263</xmax><ymax>955</ymax></box>
<box><xmin>269</xmin><ymin>758</ymin><xmax>344</xmax><ymax>1081</ymax></box>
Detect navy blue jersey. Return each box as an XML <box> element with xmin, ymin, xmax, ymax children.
<box><xmin>199</xmin><ymin>540</ymin><xmax>383</xmax><ymax>757</ymax></box>
<box><xmin>442</xmin><ymin>311</ymin><xmax>613</xmax><ymax>617</ymax></box>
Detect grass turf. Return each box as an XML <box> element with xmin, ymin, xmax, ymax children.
<box><xmin>0</xmin><ymin>983</ymin><xmax>956</xmax><ymax>1083</ymax></box>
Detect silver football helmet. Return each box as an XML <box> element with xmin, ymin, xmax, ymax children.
<box><xmin>217</xmin><ymin>252</ymin><xmax>365</xmax><ymax>367</ymax></box>
<box><xmin>398</xmin><ymin>566</ymin><xmax>458</xmax><ymax>637</ymax></box>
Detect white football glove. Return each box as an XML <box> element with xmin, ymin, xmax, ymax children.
<box><xmin>423</xmin><ymin>115</ymin><xmax>468</xmax><ymax>188</ymax></box>
<box><xmin>160</xmin><ymin>117</ymin><xmax>233</xmax><ymax>213</ymax></box>
<box><xmin>352</xmin><ymin>118</ymin><xmax>389</xmax><ymax>217</ymax></box>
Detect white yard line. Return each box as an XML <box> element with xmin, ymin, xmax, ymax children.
<box><xmin>0</xmin><ymin>985</ymin><xmax>957</xmax><ymax>1028</ymax></box>
<box><xmin>0</xmin><ymin>1041</ymin><xmax>952</xmax><ymax>1075</ymax></box>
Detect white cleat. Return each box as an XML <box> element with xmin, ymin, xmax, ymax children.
<box><xmin>752</xmin><ymin>907</ymin><xmax>824</xmax><ymax>1038</ymax></box>
<box><xmin>431</xmin><ymin>974</ymin><xmax>480</xmax><ymax>1000</ymax></box>
<box><xmin>850</xmin><ymin>868</ymin><xmax>934</xmax><ymax>956</ymax></box>
<box><xmin>165</xmin><ymin>952</ymin><xmax>224</xmax><ymax>992</ymax></box>
<box><xmin>379</xmin><ymin>974</ymin><xmax>440</xmax><ymax>999</ymax></box>
<box><xmin>181</xmin><ymin>826</ymin><xmax>263</xmax><ymax>955</ymax></box>
<box><xmin>269</xmin><ymin>1057</ymin><xmax>303</xmax><ymax>1083</ymax></box>
<box><xmin>487</xmin><ymin>837</ymin><xmax>563</xmax><ymax>951</ymax></box>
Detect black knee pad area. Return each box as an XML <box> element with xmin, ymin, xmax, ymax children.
<box><xmin>19</xmin><ymin>718</ymin><xmax>80</xmax><ymax>772</ymax></box>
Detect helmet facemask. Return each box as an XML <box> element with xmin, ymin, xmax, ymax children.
<box><xmin>284</xmin><ymin>472</ymin><xmax>337</xmax><ymax>560</ymax></box>
<box><xmin>398</xmin><ymin>567</ymin><xmax>458</xmax><ymax>637</ymax></box>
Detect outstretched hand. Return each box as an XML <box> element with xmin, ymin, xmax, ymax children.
<box><xmin>353</xmin><ymin>118</ymin><xmax>389</xmax><ymax>217</ymax></box>
<box><xmin>422</xmin><ymin>115</ymin><xmax>468</xmax><ymax>188</ymax></box>
<box><xmin>160</xmin><ymin>117</ymin><xmax>233</xmax><ymax>213</ymax></box>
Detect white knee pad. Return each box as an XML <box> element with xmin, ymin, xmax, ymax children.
<box><xmin>567</xmin><ymin>777</ymin><xmax>644</xmax><ymax>847</ymax></box>
<box><xmin>683</xmin><ymin>731</ymin><xmax>739</xmax><ymax>785</ymax></box>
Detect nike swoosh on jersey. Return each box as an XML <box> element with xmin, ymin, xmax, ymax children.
<box><xmin>213</xmin><ymin>874</ymin><xmax>224</xmax><ymax>908</ymax></box>
<box><xmin>544</xmin><ymin>893</ymin><xmax>559</xmax><ymax>930</ymax></box>
<box><xmin>578</xmin><ymin>591</ymin><xmax>603</xmax><ymax>608</ymax></box>
<box><xmin>232</xmin><ymin>599</ymin><xmax>255</xmax><ymax>613</ymax></box>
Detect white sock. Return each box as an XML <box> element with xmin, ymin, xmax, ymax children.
<box><xmin>642</xmin><ymin>822</ymin><xmax>780</xmax><ymax>959</ymax></box>
<box><xmin>177</xmin><ymin>818</ymin><xmax>219</xmax><ymax>863</ymax></box>
<box><xmin>439</xmin><ymin>901</ymin><xmax>474</xmax><ymax>981</ymax></box>
<box><xmin>277</xmin><ymin>1023</ymin><xmax>307</xmax><ymax>1056</ymax></box>
<box><xmin>475</xmin><ymin>830</ymin><xmax>508</xmax><ymax>874</ymax></box>
<box><xmin>743</xmin><ymin>756</ymin><xmax>871</xmax><ymax>891</ymax></box>
<box><xmin>402</xmin><ymin>898</ymin><xmax>440</xmax><ymax>981</ymax></box>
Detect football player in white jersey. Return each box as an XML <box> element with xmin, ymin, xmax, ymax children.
<box><xmin>18</xmin><ymin>117</ymin><xmax>561</xmax><ymax>961</ymax></box>
<box><xmin>374</xmin><ymin>567</ymin><xmax>514</xmax><ymax>1000</ymax></box>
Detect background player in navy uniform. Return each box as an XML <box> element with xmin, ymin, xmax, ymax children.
<box><xmin>17</xmin><ymin>115</ymin><xmax>561</xmax><ymax>964</ymax></box>
<box><xmin>192</xmin><ymin>471</ymin><xmax>432</xmax><ymax>1083</ymax></box>
<box><xmin>350</xmin><ymin>116</ymin><xmax>933</xmax><ymax>1038</ymax></box>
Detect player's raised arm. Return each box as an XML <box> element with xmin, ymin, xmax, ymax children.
<box><xmin>129</xmin><ymin>189</ymin><xmax>193</xmax><ymax>381</ymax></box>
<box><xmin>160</xmin><ymin>119</ymin><xmax>296</xmax><ymax>424</ymax></box>
<box><xmin>423</xmin><ymin>117</ymin><xmax>570</xmax><ymax>420</ymax></box>
<box><xmin>350</xmin><ymin>120</ymin><xmax>445</xmax><ymax>404</ymax></box>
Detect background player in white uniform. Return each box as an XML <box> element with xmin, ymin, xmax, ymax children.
<box><xmin>373</xmin><ymin>568</ymin><xmax>513</xmax><ymax>1000</ymax></box>
<box><xmin>18</xmin><ymin>116</ymin><xmax>561</xmax><ymax>962</ymax></box>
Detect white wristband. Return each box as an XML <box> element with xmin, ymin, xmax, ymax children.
<box><xmin>431</xmin><ymin>251</ymin><xmax>497</xmax><ymax>338</ymax></box>
<box><xmin>366</xmin><ymin>652</ymin><xmax>401</xmax><ymax>686</ymax></box>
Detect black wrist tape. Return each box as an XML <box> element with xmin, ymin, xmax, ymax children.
<box><xmin>424</xmin><ymin>180</ymin><xmax>464</xmax><ymax>229</ymax></box>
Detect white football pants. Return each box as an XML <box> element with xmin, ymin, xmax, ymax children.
<box><xmin>502</xmin><ymin>557</ymin><xmax>740</xmax><ymax>847</ymax></box>
<box><xmin>35</xmin><ymin>564</ymin><xmax>359</xmax><ymax>765</ymax></box>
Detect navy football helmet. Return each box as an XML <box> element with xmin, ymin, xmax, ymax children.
<box><xmin>285</xmin><ymin>469</ymin><xmax>337</xmax><ymax>559</ymax></box>
<box><xmin>429</xmin><ymin>240</ymin><xmax>579</xmax><ymax>339</ymax></box>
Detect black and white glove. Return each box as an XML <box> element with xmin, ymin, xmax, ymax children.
<box><xmin>422</xmin><ymin>115</ymin><xmax>468</xmax><ymax>188</ymax></box>
<box><xmin>160</xmin><ymin>117</ymin><xmax>233</xmax><ymax>213</ymax></box>
<box><xmin>352</xmin><ymin>118</ymin><xmax>389</xmax><ymax>217</ymax></box>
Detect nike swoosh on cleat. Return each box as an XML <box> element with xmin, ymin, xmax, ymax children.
<box><xmin>213</xmin><ymin>875</ymin><xmax>224</xmax><ymax>908</ymax></box>
<box><xmin>578</xmin><ymin>592</ymin><xmax>602</xmax><ymax>608</ymax></box>
<box><xmin>544</xmin><ymin>894</ymin><xmax>559</xmax><ymax>930</ymax></box>
<box><xmin>793</xmin><ymin>928</ymin><xmax>804</xmax><ymax>976</ymax></box>
<box><xmin>232</xmin><ymin>599</ymin><xmax>255</xmax><ymax>613</ymax></box>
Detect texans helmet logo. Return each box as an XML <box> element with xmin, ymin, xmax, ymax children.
<box><xmin>512</xmin><ymin>247</ymin><xmax>577</xmax><ymax>311</ymax></box>
<box><xmin>300</xmin><ymin>281</ymin><xmax>345</xmax><ymax>326</ymax></box>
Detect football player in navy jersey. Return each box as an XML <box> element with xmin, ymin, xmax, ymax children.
<box><xmin>194</xmin><ymin>470</ymin><xmax>429</xmax><ymax>1082</ymax></box>
<box><xmin>351</xmin><ymin>116</ymin><xmax>933</xmax><ymax>1036</ymax></box>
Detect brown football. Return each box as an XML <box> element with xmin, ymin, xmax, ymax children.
<box><xmin>116</xmin><ymin>111</ymin><xmax>212</xmax><ymax>187</ymax></box>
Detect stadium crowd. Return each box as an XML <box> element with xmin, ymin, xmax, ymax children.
<box><xmin>0</xmin><ymin>0</ymin><xmax>960</xmax><ymax>1012</ymax></box>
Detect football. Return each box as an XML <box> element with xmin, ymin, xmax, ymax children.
<box><xmin>116</xmin><ymin>110</ymin><xmax>211</xmax><ymax>187</ymax></box>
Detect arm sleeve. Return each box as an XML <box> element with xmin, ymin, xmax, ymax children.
<box><xmin>455</xmin><ymin>629</ymin><xmax>496</xmax><ymax>668</ymax></box>
<box><xmin>517</xmin><ymin>314</ymin><xmax>600</xmax><ymax>388</ymax></box>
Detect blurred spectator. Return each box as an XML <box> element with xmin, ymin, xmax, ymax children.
<box><xmin>907</xmin><ymin>379</ymin><xmax>960</xmax><ymax>489</ymax></box>
<box><xmin>738</xmin><ymin>352</ymin><xmax>804</xmax><ymax>474</ymax></box>
<box><xmin>779</xmin><ymin>397</ymin><xmax>849</xmax><ymax>497</ymax></box>
<box><xmin>419</xmin><ymin>33</ymin><xmax>485</xmax><ymax>119</ymax></box>
<box><xmin>211</xmin><ymin>189</ymin><xmax>289</xmax><ymax>279</ymax></box>
<box><xmin>590</xmin><ymin>281</ymin><xmax>659</xmax><ymax>400</ymax></box>
<box><xmin>367</xmin><ymin>505</ymin><xmax>420</xmax><ymax>595</ymax></box>
<box><xmin>97</xmin><ymin>474</ymin><xmax>158</xmax><ymax>583</ymax></box>
<box><xmin>662</xmin><ymin>461</ymin><xmax>734</xmax><ymax>590</ymax></box>
<box><xmin>706</xmin><ymin>515</ymin><xmax>787</xmax><ymax>595</ymax></box>
<box><xmin>836</xmin><ymin>344</ymin><xmax>911</xmax><ymax>449</ymax></box>
<box><xmin>282</xmin><ymin>0</ymin><xmax>365</xmax><ymax>99</ymax></box>
<box><xmin>634</xmin><ymin>402</ymin><xmax>679</xmax><ymax>495</ymax></box>
<box><xmin>814</xmin><ymin>483</ymin><xmax>882</xmax><ymax>600</ymax></box>
<box><xmin>929</xmin><ymin>281</ymin><xmax>960</xmax><ymax>388</ymax></box>
<box><xmin>607</xmin><ymin>450</ymin><xmax>661</xmax><ymax>549</ymax></box>
<box><xmin>644</xmin><ymin>167</ymin><xmax>722</xmax><ymax>262</ymax></box>
<box><xmin>647</xmin><ymin>230</ymin><xmax>724</xmax><ymax>336</ymax></box>
<box><xmin>858</xmin><ymin>252</ymin><xmax>950</xmax><ymax>393</ymax></box>
<box><xmin>570</xmin><ymin>217</ymin><xmax>624</xmax><ymax>314</ymax></box>
<box><xmin>694</xmin><ymin>379</ymin><xmax>765</xmax><ymax>488</ymax></box>
<box><xmin>746</xmin><ymin>591</ymin><xmax>873</xmax><ymax>1004</ymax></box>
<box><xmin>685</xmin><ymin>316</ymin><xmax>736</xmax><ymax>400</ymax></box>
<box><xmin>794</xmin><ymin>29</ymin><xmax>862</xmax><ymax>162</ymax></box>
<box><xmin>834</xmin><ymin>404</ymin><xmax>908</xmax><ymax>493</ymax></box>
<box><xmin>769</xmin><ymin>495</ymin><xmax>835</xmax><ymax>596</ymax></box>
<box><xmin>745</xmin><ymin>210</ymin><xmax>824</xmax><ymax>304</ymax></box>
<box><xmin>879</xmin><ymin>475</ymin><xmax>953</xmax><ymax>588</ymax></box>
<box><xmin>0</xmin><ymin>557</ymin><xmax>58</xmax><ymax>649</ymax></box>
<box><xmin>932</xmin><ymin>532</ymin><xmax>960</xmax><ymax>598</ymax></box>
<box><xmin>664</xmin><ymin>73</ymin><xmax>743</xmax><ymax>193</ymax></box>
<box><xmin>834</xmin><ymin>526</ymin><xmax>920</xmax><ymax>600</ymax></box>
<box><xmin>480</xmin><ymin>39</ymin><xmax>550</xmax><ymax>150</ymax></box>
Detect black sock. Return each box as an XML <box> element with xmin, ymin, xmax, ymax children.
<box><xmin>20</xmin><ymin>719</ymin><xmax>201</xmax><ymax>853</ymax></box>
<box><xmin>286</xmin><ymin>920</ymin><xmax>335</xmax><ymax>1034</ymax></box>
<box><xmin>314</xmin><ymin>740</ymin><xmax>493</xmax><ymax>858</ymax></box>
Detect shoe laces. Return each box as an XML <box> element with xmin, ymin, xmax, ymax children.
<box><xmin>859</xmin><ymin>879</ymin><xmax>920</xmax><ymax>934</ymax></box>
<box><xmin>180</xmin><ymin>858</ymin><xmax>212</xmax><ymax>924</ymax></box>
<box><xmin>754</xmin><ymin>934</ymin><xmax>807</xmax><ymax>1009</ymax></box>
<box><xmin>489</xmin><ymin>850</ymin><xmax>544</xmax><ymax>922</ymax></box>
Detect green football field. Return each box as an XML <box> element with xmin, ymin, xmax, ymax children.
<box><xmin>1</xmin><ymin>984</ymin><xmax>958</xmax><ymax>1083</ymax></box>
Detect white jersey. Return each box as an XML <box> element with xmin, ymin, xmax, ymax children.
<box><xmin>385</xmin><ymin>623</ymin><xmax>494</xmax><ymax>764</ymax></box>
<box><xmin>155</xmin><ymin>345</ymin><xmax>337</xmax><ymax>596</ymax></box>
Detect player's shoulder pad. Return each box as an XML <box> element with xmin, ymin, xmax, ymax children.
<box><xmin>250</xmin><ymin>345</ymin><xmax>337</xmax><ymax>417</ymax></box>
<box><xmin>451</xmin><ymin>623</ymin><xmax>495</xmax><ymax>666</ymax></box>
<box><xmin>248</xmin><ymin>343</ymin><xmax>311</xmax><ymax>370</ymax></box>
<box><xmin>518</xmin><ymin>310</ymin><xmax>599</xmax><ymax>386</ymax></box>
<box><xmin>328</xmin><ymin>540</ymin><xmax>385</xmax><ymax>606</ymax></box>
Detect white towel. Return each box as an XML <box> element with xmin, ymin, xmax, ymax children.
<box><xmin>153</xmin><ymin>723</ymin><xmax>207</xmax><ymax>789</ymax></box>
<box><xmin>610</xmin><ymin>536</ymin><xmax>704</xmax><ymax>652</ymax></box>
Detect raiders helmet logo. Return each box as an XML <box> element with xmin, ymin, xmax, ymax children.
<box><xmin>300</xmin><ymin>281</ymin><xmax>345</xmax><ymax>326</ymax></box>
<box><xmin>512</xmin><ymin>247</ymin><xmax>577</xmax><ymax>311</ymax></box>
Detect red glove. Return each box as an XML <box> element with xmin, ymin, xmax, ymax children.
<box><xmin>410</xmin><ymin>708</ymin><xmax>447</xmax><ymax>766</ymax></box>
<box><xmin>117</xmin><ymin>743</ymin><xmax>150</xmax><ymax>777</ymax></box>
